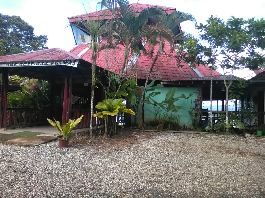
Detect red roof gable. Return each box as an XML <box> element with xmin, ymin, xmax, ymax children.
<box><xmin>0</xmin><ymin>48</ymin><xmax>79</xmax><ymax>63</ymax></box>
<box><xmin>68</xmin><ymin>3</ymin><xmax>176</xmax><ymax>23</ymax></box>
<box><xmin>70</xmin><ymin>42</ymin><xmax>220</xmax><ymax>81</ymax></box>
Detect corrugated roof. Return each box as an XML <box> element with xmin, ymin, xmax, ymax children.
<box><xmin>0</xmin><ymin>48</ymin><xmax>79</xmax><ymax>64</ymax></box>
<box><xmin>68</xmin><ymin>3</ymin><xmax>176</xmax><ymax>23</ymax></box>
<box><xmin>70</xmin><ymin>41</ymin><xmax>221</xmax><ymax>81</ymax></box>
<box><xmin>0</xmin><ymin>44</ymin><xmax>221</xmax><ymax>81</ymax></box>
<box><xmin>249</xmin><ymin>70</ymin><xmax>265</xmax><ymax>82</ymax></box>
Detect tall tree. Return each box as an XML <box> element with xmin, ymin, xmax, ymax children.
<box><xmin>137</xmin><ymin>10</ymin><xmax>194</xmax><ymax>128</ymax></box>
<box><xmin>184</xmin><ymin>16</ymin><xmax>265</xmax><ymax>131</ymax></box>
<box><xmin>81</xmin><ymin>21</ymin><xmax>105</xmax><ymax>137</ymax></box>
<box><xmin>0</xmin><ymin>13</ymin><xmax>47</xmax><ymax>55</ymax></box>
<box><xmin>100</xmin><ymin>1</ymin><xmax>194</xmax><ymax>128</ymax></box>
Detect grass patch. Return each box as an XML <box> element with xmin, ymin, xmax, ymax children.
<box><xmin>0</xmin><ymin>131</ymin><xmax>43</xmax><ymax>143</ymax></box>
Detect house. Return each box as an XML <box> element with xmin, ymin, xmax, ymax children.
<box><xmin>0</xmin><ymin>3</ymin><xmax>240</xmax><ymax>129</ymax></box>
<box><xmin>246</xmin><ymin>70</ymin><xmax>265</xmax><ymax>126</ymax></box>
<box><xmin>68</xmin><ymin>3</ymin><xmax>240</xmax><ymax>128</ymax></box>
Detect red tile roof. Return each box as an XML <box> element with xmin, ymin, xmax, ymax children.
<box><xmin>70</xmin><ymin>41</ymin><xmax>220</xmax><ymax>81</ymax></box>
<box><xmin>70</xmin><ymin>43</ymin><xmax>126</xmax><ymax>74</ymax></box>
<box><xmin>0</xmin><ymin>48</ymin><xmax>79</xmax><ymax>63</ymax></box>
<box><xmin>0</xmin><ymin>44</ymin><xmax>220</xmax><ymax>81</ymax></box>
<box><xmin>68</xmin><ymin>3</ymin><xmax>176</xmax><ymax>23</ymax></box>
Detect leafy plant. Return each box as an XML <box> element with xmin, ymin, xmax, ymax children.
<box><xmin>206</xmin><ymin>113</ymin><xmax>245</xmax><ymax>133</ymax></box>
<box><xmin>94</xmin><ymin>98</ymin><xmax>135</xmax><ymax>136</ymax></box>
<box><xmin>47</xmin><ymin>115</ymin><xmax>83</xmax><ymax>140</ymax></box>
<box><xmin>8</xmin><ymin>77</ymin><xmax>49</xmax><ymax>109</ymax></box>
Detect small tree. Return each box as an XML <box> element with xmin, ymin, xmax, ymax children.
<box><xmin>184</xmin><ymin>16</ymin><xmax>265</xmax><ymax>132</ymax></box>
<box><xmin>94</xmin><ymin>98</ymin><xmax>135</xmax><ymax>136</ymax></box>
<box><xmin>81</xmin><ymin>20</ymin><xmax>113</xmax><ymax>137</ymax></box>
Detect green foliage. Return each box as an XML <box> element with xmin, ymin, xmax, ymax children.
<box><xmin>94</xmin><ymin>98</ymin><xmax>135</xmax><ymax>118</ymax></box>
<box><xmin>0</xmin><ymin>13</ymin><xmax>47</xmax><ymax>55</ymax></box>
<box><xmin>8</xmin><ymin>77</ymin><xmax>49</xmax><ymax>109</ymax></box>
<box><xmin>206</xmin><ymin>113</ymin><xmax>245</xmax><ymax>133</ymax></box>
<box><xmin>94</xmin><ymin>98</ymin><xmax>135</xmax><ymax>136</ymax></box>
<box><xmin>47</xmin><ymin>115</ymin><xmax>83</xmax><ymax>140</ymax></box>
<box><xmin>229</xmin><ymin>80</ymin><xmax>246</xmax><ymax>99</ymax></box>
<box><xmin>184</xmin><ymin>16</ymin><xmax>265</xmax><ymax>69</ymax></box>
<box><xmin>100</xmin><ymin>0</ymin><xmax>129</xmax><ymax>9</ymax></box>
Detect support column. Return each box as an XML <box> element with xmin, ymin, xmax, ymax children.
<box><xmin>263</xmin><ymin>90</ymin><xmax>265</xmax><ymax>124</ymax></box>
<box><xmin>222</xmin><ymin>100</ymin><xmax>225</xmax><ymax>111</ymax></box>
<box><xmin>1</xmin><ymin>69</ymin><xmax>8</xmax><ymax>128</ymax></box>
<box><xmin>62</xmin><ymin>76</ymin><xmax>72</xmax><ymax>124</ymax></box>
<box><xmin>49</xmin><ymin>80</ymin><xmax>55</xmax><ymax>118</ymax></box>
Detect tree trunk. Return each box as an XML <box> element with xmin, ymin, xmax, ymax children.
<box><xmin>90</xmin><ymin>39</ymin><xmax>97</xmax><ymax>138</ymax></box>
<box><xmin>137</xmin><ymin>51</ymin><xmax>159</xmax><ymax>129</ymax></box>
<box><xmin>224</xmin><ymin>79</ymin><xmax>232</xmax><ymax>133</ymax></box>
<box><xmin>90</xmin><ymin>64</ymin><xmax>96</xmax><ymax>137</ymax></box>
<box><xmin>120</xmin><ymin>45</ymin><xmax>130</xmax><ymax>75</ymax></box>
<box><xmin>209</xmin><ymin>77</ymin><xmax>213</xmax><ymax>130</ymax></box>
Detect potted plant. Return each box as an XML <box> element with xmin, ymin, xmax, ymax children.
<box><xmin>47</xmin><ymin>115</ymin><xmax>83</xmax><ymax>148</ymax></box>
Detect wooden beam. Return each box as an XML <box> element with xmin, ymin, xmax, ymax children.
<box><xmin>62</xmin><ymin>77</ymin><xmax>68</xmax><ymax>124</ymax></box>
<box><xmin>1</xmin><ymin>69</ymin><xmax>8</xmax><ymax>128</ymax></box>
<box><xmin>49</xmin><ymin>80</ymin><xmax>55</xmax><ymax>118</ymax></box>
<box><xmin>61</xmin><ymin>76</ymin><xmax>72</xmax><ymax>124</ymax></box>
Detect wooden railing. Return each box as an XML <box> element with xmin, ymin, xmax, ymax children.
<box><xmin>201</xmin><ymin>110</ymin><xmax>264</xmax><ymax>128</ymax></box>
<box><xmin>0</xmin><ymin>107</ymin><xmax>125</xmax><ymax>129</ymax></box>
<box><xmin>1</xmin><ymin>107</ymin><xmax>51</xmax><ymax>128</ymax></box>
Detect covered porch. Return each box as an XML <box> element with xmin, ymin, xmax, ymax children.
<box><xmin>0</xmin><ymin>48</ymin><xmax>104</xmax><ymax>129</ymax></box>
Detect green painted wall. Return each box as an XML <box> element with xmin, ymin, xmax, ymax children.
<box><xmin>144</xmin><ymin>86</ymin><xmax>199</xmax><ymax>128</ymax></box>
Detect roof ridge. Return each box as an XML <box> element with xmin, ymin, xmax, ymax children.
<box><xmin>129</xmin><ymin>3</ymin><xmax>176</xmax><ymax>10</ymax></box>
<box><xmin>0</xmin><ymin>48</ymin><xmax>55</xmax><ymax>58</ymax></box>
<box><xmin>68</xmin><ymin>3</ymin><xmax>176</xmax><ymax>22</ymax></box>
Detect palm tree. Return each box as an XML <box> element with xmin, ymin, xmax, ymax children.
<box><xmin>81</xmin><ymin>21</ymin><xmax>105</xmax><ymax>137</ymax></box>
<box><xmin>137</xmin><ymin>10</ymin><xmax>194</xmax><ymax>128</ymax></box>
<box><xmin>99</xmin><ymin>1</ymin><xmax>194</xmax><ymax>128</ymax></box>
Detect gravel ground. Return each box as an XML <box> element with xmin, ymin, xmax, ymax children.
<box><xmin>0</xmin><ymin>132</ymin><xmax>264</xmax><ymax>198</ymax></box>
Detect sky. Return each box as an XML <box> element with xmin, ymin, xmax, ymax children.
<box><xmin>0</xmin><ymin>0</ymin><xmax>264</xmax><ymax>78</ymax></box>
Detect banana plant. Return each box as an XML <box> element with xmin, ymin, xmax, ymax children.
<box><xmin>94</xmin><ymin>98</ymin><xmax>135</xmax><ymax>136</ymax></box>
<box><xmin>47</xmin><ymin>115</ymin><xmax>83</xmax><ymax>140</ymax></box>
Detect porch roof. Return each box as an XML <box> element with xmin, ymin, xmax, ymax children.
<box><xmin>0</xmin><ymin>48</ymin><xmax>91</xmax><ymax>82</ymax></box>
<box><xmin>0</xmin><ymin>48</ymin><xmax>80</xmax><ymax>68</ymax></box>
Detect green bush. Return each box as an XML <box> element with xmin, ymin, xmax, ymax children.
<box><xmin>206</xmin><ymin>113</ymin><xmax>245</xmax><ymax>133</ymax></box>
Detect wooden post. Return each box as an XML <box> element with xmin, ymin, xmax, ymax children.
<box><xmin>49</xmin><ymin>80</ymin><xmax>55</xmax><ymax>118</ymax></box>
<box><xmin>68</xmin><ymin>76</ymin><xmax>72</xmax><ymax>120</ymax></box>
<box><xmin>209</xmin><ymin>78</ymin><xmax>213</xmax><ymax>129</ymax></box>
<box><xmin>62</xmin><ymin>76</ymin><xmax>72</xmax><ymax>124</ymax></box>
<box><xmin>1</xmin><ymin>69</ymin><xmax>8</xmax><ymax>128</ymax></box>
<box><xmin>222</xmin><ymin>100</ymin><xmax>224</xmax><ymax>111</ymax></box>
